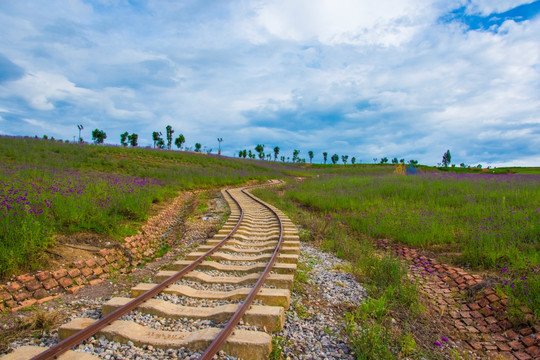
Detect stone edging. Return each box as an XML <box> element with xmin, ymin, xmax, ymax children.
<box><xmin>0</xmin><ymin>192</ymin><xmax>192</xmax><ymax>313</ymax></box>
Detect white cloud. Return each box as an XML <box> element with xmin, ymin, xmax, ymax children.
<box><xmin>2</xmin><ymin>72</ymin><xmax>91</xmax><ymax>110</ymax></box>
<box><xmin>0</xmin><ymin>0</ymin><xmax>539</xmax><ymax>165</ymax></box>
<box><xmin>245</xmin><ymin>0</ymin><xmax>438</xmax><ymax>46</ymax></box>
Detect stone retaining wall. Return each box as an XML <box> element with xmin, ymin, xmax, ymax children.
<box><xmin>0</xmin><ymin>192</ymin><xmax>191</xmax><ymax>313</ymax></box>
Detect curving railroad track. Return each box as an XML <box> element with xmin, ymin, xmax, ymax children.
<box><xmin>4</xmin><ymin>180</ymin><xmax>299</xmax><ymax>360</ymax></box>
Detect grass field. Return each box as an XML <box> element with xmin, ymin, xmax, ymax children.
<box><xmin>1</xmin><ymin>135</ymin><xmax>538</xmax><ymax>316</ymax></box>
<box><xmin>256</xmin><ymin>170</ymin><xmax>540</xmax><ymax>315</ymax></box>
<box><xmin>0</xmin><ymin>136</ymin><xmax>291</xmax><ymax>277</ymax></box>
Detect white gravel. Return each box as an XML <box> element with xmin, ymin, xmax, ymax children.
<box><xmin>274</xmin><ymin>242</ymin><xmax>366</xmax><ymax>360</ymax></box>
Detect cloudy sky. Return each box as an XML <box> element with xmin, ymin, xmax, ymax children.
<box><xmin>1</xmin><ymin>0</ymin><xmax>539</xmax><ymax>166</ymax></box>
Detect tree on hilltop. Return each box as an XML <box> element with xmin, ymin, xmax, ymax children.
<box><xmin>92</xmin><ymin>129</ymin><xmax>107</xmax><ymax>144</ymax></box>
<box><xmin>174</xmin><ymin>134</ymin><xmax>185</xmax><ymax>150</ymax></box>
<box><xmin>292</xmin><ymin>149</ymin><xmax>300</xmax><ymax>163</ymax></box>
<box><xmin>342</xmin><ymin>155</ymin><xmax>348</xmax><ymax>165</ymax></box>
<box><xmin>166</xmin><ymin>125</ymin><xmax>174</xmax><ymax>150</ymax></box>
<box><xmin>120</xmin><ymin>132</ymin><xmax>129</xmax><ymax>147</ymax></box>
<box><xmin>128</xmin><ymin>133</ymin><xmax>138</xmax><ymax>147</ymax></box>
<box><xmin>442</xmin><ymin>150</ymin><xmax>452</xmax><ymax>167</ymax></box>
<box><xmin>331</xmin><ymin>154</ymin><xmax>339</xmax><ymax>164</ymax></box>
<box><xmin>308</xmin><ymin>151</ymin><xmax>314</xmax><ymax>164</ymax></box>
<box><xmin>152</xmin><ymin>131</ymin><xmax>162</xmax><ymax>148</ymax></box>
<box><xmin>273</xmin><ymin>146</ymin><xmax>280</xmax><ymax>161</ymax></box>
<box><xmin>255</xmin><ymin>144</ymin><xmax>265</xmax><ymax>160</ymax></box>
<box><xmin>194</xmin><ymin>143</ymin><xmax>202</xmax><ymax>152</ymax></box>
<box><xmin>323</xmin><ymin>152</ymin><xmax>328</xmax><ymax>164</ymax></box>
<box><xmin>351</xmin><ymin>157</ymin><xmax>356</xmax><ymax>165</ymax></box>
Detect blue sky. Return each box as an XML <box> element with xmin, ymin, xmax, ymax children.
<box><xmin>1</xmin><ymin>0</ymin><xmax>539</xmax><ymax>166</ymax></box>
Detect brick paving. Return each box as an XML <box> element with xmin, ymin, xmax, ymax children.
<box><xmin>377</xmin><ymin>239</ymin><xmax>539</xmax><ymax>360</ymax></box>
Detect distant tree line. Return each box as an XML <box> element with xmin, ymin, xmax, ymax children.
<box><xmin>236</xmin><ymin>145</ymin><xmax>421</xmax><ymax>167</ymax></box>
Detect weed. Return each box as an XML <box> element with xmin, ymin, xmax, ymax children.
<box><xmin>292</xmin><ymin>300</ymin><xmax>309</xmax><ymax>318</ymax></box>
<box><xmin>155</xmin><ymin>244</ymin><xmax>170</xmax><ymax>258</ymax></box>
<box><xmin>24</xmin><ymin>309</ymin><xmax>60</xmax><ymax>336</ymax></box>
<box><xmin>269</xmin><ymin>335</ymin><xmax>285</xmax><ymax>360</ymax></box>
<box><xmin>399</xmin><ymin>332</ymin><xmax>417</xmax><ymax>357</ymax></box>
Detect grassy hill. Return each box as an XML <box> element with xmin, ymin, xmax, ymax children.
<box><xmin>1</xmin><ymin>136</ymin><xmax>538</xmax><ymax>318</ymax></box>
<box><xmin>0</xmin><ymin>136</ymin><xmax>301</xmax><ymax>277</ymax></box>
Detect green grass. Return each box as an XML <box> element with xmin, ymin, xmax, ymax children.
<box><xmin>252</xmin><ymin>185</ymin><xmax>425</xmax><ymax>359</ymax></box>
<box><xmin>253</xmin><ymin>169</ymin><xmax>539</xmax><ymax>356</ymax></box>
<box><xmin>279</xmin><ymin>171</ymin><xmax>540</xmax><ymax>315</ymax></box>
<box><xmin>0</xmin><ymin>136</ymin><xmax>292</xmax><ymax>277</ymax></box>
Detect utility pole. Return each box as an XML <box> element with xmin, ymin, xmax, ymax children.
<box><xmin>217</xmin><ymin>138</ymin><xmax>223</xmax><ymax>155</ymax></box>
<box><xmin>77</xmin><ymin>124</ymin><xmax>84</xmax><ymax>143</ymax></box>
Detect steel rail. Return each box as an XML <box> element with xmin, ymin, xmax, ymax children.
<box><xmin>199</xmin><ymin>186</ymin><xmax>285</xmax><ymax>360</ymax></box>
<box><xmin>30</xmin><ymin>189</ymin><xmax>244</xmax><ymax>360</ymax></box>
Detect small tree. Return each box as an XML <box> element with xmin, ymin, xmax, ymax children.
<box><xmin>156</xmin><ymin>138</ymin><xmax>165</xmax><ymax>149</ymax></box>
<box><xmin>351</xmin><ymin>157</ymin><xmax>356</xmax><ymax>165</ymax></box>
<box><xmin>92</xmin><ymin>129</ymin><xmax>107</xmax><ymax>144</ymax></box>
<box><xmin>342</xmin><ymin>155</ymin><xmax>348</xmax><ymax>165</ymax></box>
<box><xmin>380</xmin><ymin>157</ymin><xmax>388</xmax><ymax>164</ymax></box>
<box><xmin>391</xmin><ymin>157</ymin><xmax>398</xmax><ymax>164</ymax></box>
<box><xmin>442</xmin><ymin>150</ymin><xmax>452</xmax><ymax>167</ymax></box>
<box><xmin>292</xmin><ymin>149</ymin><xmax>300</xmax><ymax>163</ymax></box>
<box><xmin>409</xmin><ymin>159</ymin><xmax>418</xmax><ymax>166</ymax></box>
<box><xmin>248</xmin><ymin>150</ymin><xmax>253</xmax><ymax>158</ymax></box>
<box><xmin>281</xmin><ymin>156</ymin><xmax>285</xmax><ymax>162</ymax></box>
<box><xmin>152</xmin><ymin>131</ymin><xmax>162</xmax><ymax>148</ymax></box>
<box><xmin>174</xmin><ymin>134</ymin><xmax>185</xmax><ymax>149</ymax></box>
<box><xmin>308</xmin><ymin>151</ymin><xmax>314</xmax><ymax>164</ymax></box>
<box><xmin>166</xmin><ymin>125</ymin><xmax>174</xmax><ymax>150</ymax></box>
<box><xmin>331</xmin><ymin>154</ymin><xmax>339</xmax><ymax>164</ymax></box>
<box><xmin>120</xmin><ymin>132</ymin><xmax>129</xmax><ymax>147</ymax></box>
<box><xmin>128</xmin><ymin>133</ymin><xmax>138</xmax><ymax>147</ymax></box>
<box><xmin>255</xmin><ymin>144</ymin><xmax>265</xmax><ymax>160</ymax></box>
<box><xmin>273</xmin><ymin>146</ymin><xmax>280</xmax><ymax>161</ymax></box>
<box><xmin>373</xmin><ymin>158</ymin><xmax>378</xmax><ymax>163</ymax></box>
<box><xmin>460</xmin><ymin>162</ymin><xmax>466</xmax><ymax>168</ymax></box>
<box><xmin>194</xmin><ymin>143</ymin><xmax>202</xmax><ymax>152</ymax></box>
<box><xmin>400</xmin><ymin>158</ymin><xmax>405</xmax><ymax>164</ymax></box>
<box><xmin>242</xmin><ymin>149</ymin><xmax>247</xmax><ymax>158</ymax></box>
<box><xmin>323</xmin><ymin>152</ymin><xmax>328</xmax><ymax>164</ymax></box>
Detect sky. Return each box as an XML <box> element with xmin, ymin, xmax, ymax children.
<box><xmin>1</xmin><ymin>0</ymin><xmax>539</xmax><ymax>167</ymax></box>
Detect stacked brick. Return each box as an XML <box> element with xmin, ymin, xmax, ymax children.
<box><xmin>376</xmin><ymin>239</ymin><xmax>539</xmax><ymax>360</ymax></box>
<box><xmin>0</xmin><ymin>192</ymin><xmax>191</xmax><ymax>313</ymax></box>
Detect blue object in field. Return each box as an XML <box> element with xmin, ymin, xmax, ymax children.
<box><xmin>406</xmin><ymin>165</ymin><xmax>417</xmax><ymax>175</ymax></box>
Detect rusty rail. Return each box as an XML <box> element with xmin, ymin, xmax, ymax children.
<box><xmin>199</xmin><ymin>186</ymin><xmax>284</xmax><ymax>359</ymax></box>
<box><xmin>30</xmin><ymin>189</ymin><xmax>245</xmax><ymax>360</ymax></box>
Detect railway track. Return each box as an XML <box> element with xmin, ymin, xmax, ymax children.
<box><xmin>4</xmin><ymin>180</ymin><xmax>299</xmax><ymax>360</ymax></box>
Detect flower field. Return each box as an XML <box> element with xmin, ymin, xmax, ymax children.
<box><xmin>0</xmin><ymin>136</ymin><xmax>282</xmax><ymax>277</ymax></box>
<box><xmin>270</xmin><ymin>171</ymin><xmax>540</xmax><ymax>314</ymax></box>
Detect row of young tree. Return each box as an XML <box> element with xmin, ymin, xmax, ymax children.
<box><xmin>150</xmin><ymin>125</ymin><xmax>186</xmax><ymax>150</ymax></box>
<box><xmin>236</xmin><ymin>145</ymin><xmax>420</xmax><ymax>166</ymax></box>
<box><xmin>89</xmin><ymin>125</ymin><xmax>194</xmax><ymax>151</ymax></box>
